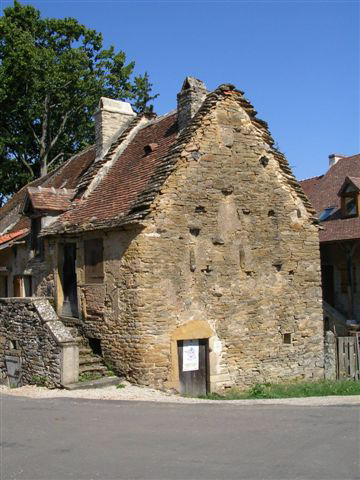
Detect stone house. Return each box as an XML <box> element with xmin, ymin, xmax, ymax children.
<box><xmin>301</xmin><ymin>154</ymin><xmax>360</xmax><ymax>335</ymax></box>
<box><xmin>0</xmin><ymin>77</ymin><xmax>324</xmax><ymax>393</ymax></box>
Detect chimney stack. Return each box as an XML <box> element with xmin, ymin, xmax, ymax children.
<box><xmin>177</xmin><ymin>77</ymin><xmax>207</xmax><ymax>131</ymax></box>
<box><xmin>328</xmin><ymin>153</ymin><xmax>345</xmax><ymax>169</ymax></box>
<box><xmin>94</xmin><ymin>98</ymin><xmax>136</xmax><ymax>157</ymax></box>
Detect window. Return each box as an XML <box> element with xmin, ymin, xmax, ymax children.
<box><xmin>340</xmin><ymin>183</ymin><xmax>359</xmax><ymax>218</ymax></box>
<box><xmin>84</xmin><ymin>238</ymin><xmax>104</xmax><ymax>283</ymax></box>
<box><xmin>340</xmin><ymin>266</ymin><xmax>357</xmax><ymax>294</ymax></box>
<box><xmin>343</xmin><ymin>196</ymin><xmax>357</xmax><ymax>216</ymax></box>
<box><xmin>31</xmin><ymin>218</ymin><xmax>44</xmax><ymax>257</ymax></box>
<box><xmin>318</xmin><ymin>207</ymin><xmax>335</xmax><ymax>222</ymax></box>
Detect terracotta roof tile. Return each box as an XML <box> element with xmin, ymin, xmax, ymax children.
<box><xmin>0</xmin><ymin>146</ymin><xmax>96</xmax><ymax>234</ymax></box>
<box><xmin>27</xmin><ymin>187</ymin><xmax>76</xmax><ymax>212</ymax></box>
<box><xmin>300</xmin><ymin>154</ymin><xmax>360</xmax><ymax>242</ymax></box>
<box><xmin>0</xmin><ymin>228</ymin><xmax>28</xmax><ymax>246</ymax></box>
<box><xmin>51</xmin><ymin>113</ymin><xmax>178</xmax><ymax>231</ymax></box>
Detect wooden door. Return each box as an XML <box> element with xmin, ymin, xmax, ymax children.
<box><xmin>322</xmin><ymin>265</ymin><xmax>334</xmax><ymax>306</ymax></box>
<box><xmin>178</xmin><ymin>339</ymin><xmax>209</xmax><ymax>396</ymax></box>
<box><xmin>13</xmin><ymin>276</ymin><xmax>22</xmax><ymax>297</ymax></box>
<box><xmin>61</xmin><ymin>243</ymin><xmax>78</xmax><ymax>317</ymax></box>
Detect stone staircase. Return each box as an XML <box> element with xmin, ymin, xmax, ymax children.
<box><xmin>60</xmin><ymin>318</ymin><xmax>112</xmax><ymax>380</ymax></box>
<box><xmin>77</xmin><ymin>336</ymin><xmax>109</xmax><ymax>378</ymax></box>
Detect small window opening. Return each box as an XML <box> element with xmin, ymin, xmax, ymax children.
<box><xmin>283</xmin><ymin>333</ymin><xmax>292</xmax><ymax>345</ymax></box>
<box><xmin>268</xmin><ymin>210</ymin><xmax>275</xmax><ymax>217</ymax></box>
<box><xmin>89</xmin><ymin>338</ymin><xmax>102</xmax><ymax>356</ymax></box>
<box><xmin>242</xmin><ymin>209</ymin><xmax>250</xmax><ymax>215</ymax></box>
<box><xmin>195</xmin><ymin>206</ymin><xmax>206</xmax><ymax>213</ymax></box>
<box><xmin>296</xmin><ymin>209</ymin><xmax>302</xmax><ymax>218</ymax></box>
<box><xmin>289</xmin><ymin>270</ymin><xmax>294</xmax><ymax>276</ymax></box>
<box><xmin>259</xmin><ymin>156</ymin><xmax>269</xmax><ymax>167</ymax></box>
<box><xmin>189</xmin><ymin>227</ymin><xmax>200</xmax><ymax>237</ymax></box>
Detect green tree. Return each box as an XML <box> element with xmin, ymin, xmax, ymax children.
<box><xmin>0</xmin><ymin>1</ymin><xmax>158</xmax><ymax>205</ymax></box>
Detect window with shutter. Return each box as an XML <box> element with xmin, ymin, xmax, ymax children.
<box><xmin>84</xmin><ymin>238</ymin><xmax>104</xmax><ymax>283</ymax></box>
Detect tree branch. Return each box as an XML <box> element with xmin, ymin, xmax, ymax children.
<box><xmin>47</xmin><ymin>151</ymin><xmax>64</xmax><ymax>170</ymax></box>
<box><xmin>28</xmin><ymin>120</ymin><xmax>41</xmax><ymax>146</ymax></box>
<box><xmin>16</xmin><ymin>152</ymin><xmax>34</xmax><ymax>178</ymax></box>
<box><xmin>40</xmin><ymin>94</ymin><xmax>50</xmax><ymax>156</ymax></box>
<box><xmin>49</xmin><ymin>111</ymin><xmax>69</xmax><ymax>151</ymax></box>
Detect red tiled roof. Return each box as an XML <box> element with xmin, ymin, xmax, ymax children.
<box><xmin>53</xmin><ymin>113</ymin><xmax>178</xmax><ymax>231</ymax></box>
<box><xmin>0</xmin><ymin>228</ymin><xmax>28</xmax><ymax>246</ymax></box>
<box><xmin>0</xmin><ymin>146</ymin><xmax>96</xmax><ymax>234</ymax></box>
<box><xmin>300</xmin><ymin>154</ymin><xmax>360</xmax><ymax>242</ymax></box>
<box><xmin>27</xmin><ymin>187</ymin><xmax>76</xmax><ymax>212</ymax></box>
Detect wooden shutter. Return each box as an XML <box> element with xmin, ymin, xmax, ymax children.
<box><xmin>84</xmin><ymin>239</ymin><xmax>104</xmax><ymax>283</ymax></box>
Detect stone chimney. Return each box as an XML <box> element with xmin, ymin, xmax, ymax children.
<box><xmin>94</xmin><ymin>97</ymin><xmax>136</xmax><ymax>157</ymax></box>
<box><xmin>177</xmin><ymin>77</ymin><xmax>207</xmax><ymax>131</ymax></box>
<box><xmin>328</xmin><ymin>153</ymin><xmax>345</xmax><ymax>169</ymax></box>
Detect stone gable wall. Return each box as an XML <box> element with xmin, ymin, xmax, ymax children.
<box><xmin>74</xmin><ymin>96</ymin><xmax>324</xmax><ymax>391</ymax></box>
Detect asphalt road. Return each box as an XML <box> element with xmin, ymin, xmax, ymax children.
<box><xmin>0</xmin><ymin>395</ymin><xmax>359</xmax><ymax>480</ymax></box>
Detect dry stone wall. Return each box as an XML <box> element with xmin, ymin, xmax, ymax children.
<box><xmin>75</xmin><ymin>94</ymin><xmax>324</xmax><ymax>391</ymax></box>
<box><xmin>0</xmin><ymin>298</ymin><xmax>77</xmax><ymax>387</ymax></box>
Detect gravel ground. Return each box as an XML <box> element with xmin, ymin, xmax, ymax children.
<box><xmin>1</xmin><ymin>382</ymin><xmax>360</xmax><ymax>406</ymax></box>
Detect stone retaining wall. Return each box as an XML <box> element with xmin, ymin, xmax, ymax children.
<box><xmin>0</xmin><ymin>298</ymin><xmax>78</xmax><ymax>387</ymax></box>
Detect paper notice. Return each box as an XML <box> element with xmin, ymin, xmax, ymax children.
<box><xmin>183</xmin><ymin>339</ymin><xmax>199</xmax><ymax>372</ymax></box>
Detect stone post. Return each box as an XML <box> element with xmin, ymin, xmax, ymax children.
<box><xmin>324</xmin><ymin>330</ymin><xmax>337</xmax><ymax>380</ymax></box>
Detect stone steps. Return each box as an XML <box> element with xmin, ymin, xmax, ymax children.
<box><xmin>79</xmin><ymin>354</ymin><xmax>104</xmax><ymax>365</ymax></box>
<box><xmin>59</xmin><ymin>318</ymin><xmax>113</xmax><ymax>381</ymax></box>
<box><xmin>79</xmin><ymin>364</ymin><xmax>109</xmax><ymax>375</ymax></box>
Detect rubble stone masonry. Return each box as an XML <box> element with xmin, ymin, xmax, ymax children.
<box><xmin>0</xmin><ymin>298</ymin><xmax>78</xmax><ymax>387</ymax></box>
<box><xmin>75</xmin><ymin>94</ymin><xmax>324</xmax><ymax>391</ymax></box>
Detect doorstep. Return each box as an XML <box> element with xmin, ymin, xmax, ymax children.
<box><xmin>63</xmin><ymin>376</ymin><xmax>123</xmax><ymax>390</ymax></box>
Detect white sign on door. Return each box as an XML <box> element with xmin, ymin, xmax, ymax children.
<box><xmin>183</xmin><ymin>339</ymin><xmax>199</xmax><ymax>372</ymax></box>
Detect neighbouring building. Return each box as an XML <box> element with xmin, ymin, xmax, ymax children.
<box><xmin>301</xmin><ymin>153</ymin><xmax>360</xmax><ymax>336</ymax></box>
<box><xmin>0</xmin><ymin>77</ymin><xmax>325</xmax><ymax>393</ymax></box>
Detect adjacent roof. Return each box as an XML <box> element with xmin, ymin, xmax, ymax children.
<box><xmin>0</xmin><ymin>146</ymin><xmax>96</xmax><ymax>236</ymax></box>
<box><xmin>337</xmin><ymin>176</ymin><xmax>360</xmax><ymax>196</ymax></box>
<box><xmin>0</xmin><ymin>228</ymin><xmax>28</xmax><ymax>248</ymax></box>
<box><xmin>300</xmin><ymin>154</ymin><xmax>360</xmax><ymax>242</ymax></box>
<box><xmin>25</xmin><ymin>187</ymin><xmax>76</xmax><ymax>213</ymax></box>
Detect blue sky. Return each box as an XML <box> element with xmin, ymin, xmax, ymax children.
<box><xmin>1</xmin><ymin>0</ymin><xmax>359</xmax><ymax>180</ymax></box>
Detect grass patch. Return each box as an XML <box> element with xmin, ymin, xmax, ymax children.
<box><xmin>116</xmin><ymin>383</ymin><xmax>126</xmax><ymax>389</ymax></box>
<box><xmin>199</xmin><ymin>380</ymin><xmax>360</xmax><ymax>400</ymax></box>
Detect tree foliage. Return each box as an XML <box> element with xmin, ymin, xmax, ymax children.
<box><xmin>0</xmin><ymin>1</ymin><xmax>158</xmax><ymax>205</ymax></box>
